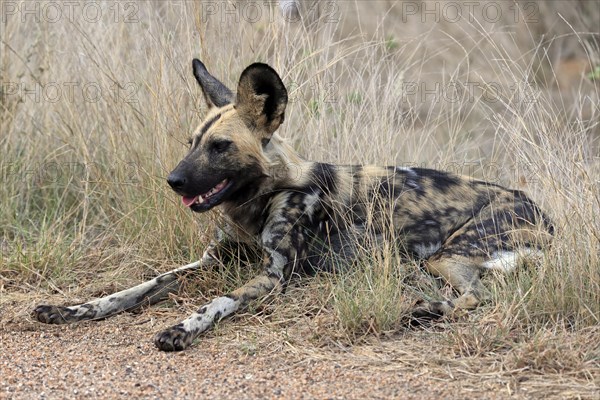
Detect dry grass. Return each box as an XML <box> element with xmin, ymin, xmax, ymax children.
<box><xmin>1</xmin><ymin>1</ymin><xmax>599</xmax><ymax>397</ymax></box>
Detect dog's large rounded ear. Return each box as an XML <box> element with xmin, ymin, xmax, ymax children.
<box><xmin>192</xmin><ymin>59</ymin><xmax>234</xmax><ymax>108</ymax></box>
<box><xmin>236</xmin><ymin>63</ymin><xmax>288</xmax><ymax>137</ymax></box>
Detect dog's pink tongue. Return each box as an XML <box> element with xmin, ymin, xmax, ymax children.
<box><xmin>182</xmin><ymin>196</ymin><xmax>198</xmax><ymax>207</ymax></box>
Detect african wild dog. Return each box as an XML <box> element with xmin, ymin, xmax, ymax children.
<box><xmin>34</xmin><ymin>59</ymin><xmax>553</xmax><ymax>351</ymax></box>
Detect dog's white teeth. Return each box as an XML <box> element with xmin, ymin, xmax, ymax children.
<box><xmin>195</xmin><ymin>196</ymin><xmax>204</xmax><ymax>204</ymax></box>
<box><xmin>203</xmin><ymin>180</ymin><xmax>228</xmax><ymax>200</ymax></box>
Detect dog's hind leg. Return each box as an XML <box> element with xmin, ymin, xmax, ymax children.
<box><xmin>412</xmin><ymin>254</ymin><xmax>490</xmax><ymax>319</ymax></box>
<box><xmin>411</xmin><ymin>195</ymin><xmax>550</xmax><ymax>320</ymax></box>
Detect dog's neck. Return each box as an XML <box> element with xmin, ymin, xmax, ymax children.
<box><xmin>217</xmin><ymin>132</ymin><xmax>314</xmax><ymax>239</ymax></box>
<box><xmin>263</xmin><ymin>133</ymin><xmax>314</xmax><ymax>189</ymax></box>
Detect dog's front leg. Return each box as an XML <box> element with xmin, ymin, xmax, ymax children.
<box><xmin>33</xmin><ymin>243</ymin><xmax>223</xmax><ymax>324</ymax></box>
<box><xmin>153</xmin><ymin>271</ymin><xmax>284</xmax><ymax>351</ymax></box>
<box><xmin>155</xmin><ymin>198</ymin><xmax>307</xmax><ymax>351</ymax></box>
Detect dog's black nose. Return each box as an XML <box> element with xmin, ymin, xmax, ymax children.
<box><xmin>167</xmin><ymin>173</ymin><xmax>186</xmax><ymax>189</ymax></box>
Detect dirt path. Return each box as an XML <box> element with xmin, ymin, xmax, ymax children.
<box><xmin>0</xmin><ymin>317</ymin><xmax>453</xmax><ymax>400</ymax></box>
<box><xmin>1</xmin><ymin>304</ymin><xmax>597</xmax><ymax>399</ymax></box>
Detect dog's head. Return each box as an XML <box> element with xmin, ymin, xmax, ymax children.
<box><xmin>168</xmin><ymin>59</ymin><xmax>288</xmax><ymax>212</ymax></box>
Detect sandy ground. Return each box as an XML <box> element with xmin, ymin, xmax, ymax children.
<box><xmin>0</xmin><ymin>319</ymin><xmax>459</xmax><ymax>400</ymax></box>
<box><xmin>0</xmin><ymin>300</ymin><xmax>597</xmax><ymax>399</ymax></box>
<box><xmin>0</xmin><ymin>327</ymin><xmax>408</xmax><ymax>399</ymax></box>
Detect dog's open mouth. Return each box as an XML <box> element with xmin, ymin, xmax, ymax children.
<box><xmin>181</xmin><ymin>179</ymin><xmax>231</xmax><ymax>211</ymax></box>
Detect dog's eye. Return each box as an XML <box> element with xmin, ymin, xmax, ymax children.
<box><xmin>210</xmin><ymin>139</ymin><xmax>232</xmax><ymax>153</ymax></box>
<box><xmin>187</xmin><ymin>138</ymin><xmax>193</xmax><ymax>147</ymax></box>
